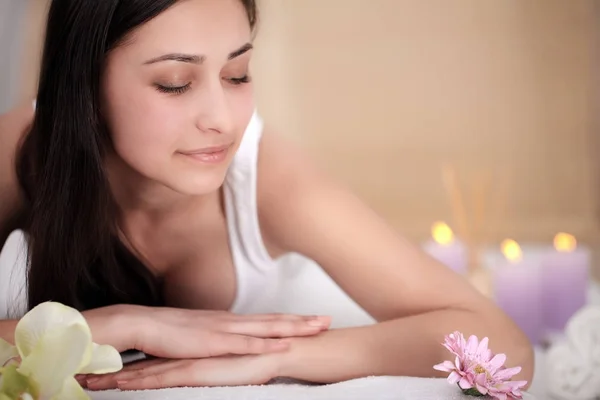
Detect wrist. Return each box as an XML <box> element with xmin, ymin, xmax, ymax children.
<box><xmin>116</xmin><ymin>304</ymin><xmax>149</xmax><ymax>351</ymax></box>
<box><xmin>275</xmin><ymin>329</ymin><xmax>376</xmax><ymax>383</ymax></box>
<box><xmin>83</xmin><ymin>304</ymin><xmax>148</xmax><ymax>352</ymax></box>
<box><xmin>271</xmin><ymin>345</ymin><xmax>295</xmax><ymax>379</ymax></box>
<box><xmin>275</xmin><ymin>338</ymin><xmax>305</xmax><ymax>379</ymax></box>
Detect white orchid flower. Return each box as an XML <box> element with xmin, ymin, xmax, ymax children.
<box><xmin>0</xmin><ymin>339</ymin><xmax>18</xmax><ymax>368</ymax></box>
<box><xmin>0</xmin><ymin>302</ymin><xmax>123</xmax><ymax>400</ymax></box>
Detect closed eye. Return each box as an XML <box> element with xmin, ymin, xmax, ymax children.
<box><xmin>228</xmin><ymin>75</ymin><xmax>251</xmax><ymax>85</ymax></box>
<box><xmin>155</xmin><ymin>83</ymin><xmax>191</xmax><ymax>94</ymax></box>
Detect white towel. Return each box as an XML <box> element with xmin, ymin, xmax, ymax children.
<box><xmin>545</xmin><ymin>305</ymin><xmax>600</xmax><ymax>400</ymax></box>
<box><xmin>564</xmin><ymin>305</ymin><xmax>600</xmax><ymax>365</ymax></box>
<box><xmin>89</xmin><ymin>376</ymin><xmax>537</xmax><ymax>400</ymax></box>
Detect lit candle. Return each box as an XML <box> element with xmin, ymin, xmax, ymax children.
<box><xmin>422</xmin><ymin>222</ymin><xmax>468</xmax><ymax>275</ymax></box>
<box><xmin>541</xmin><ymin>233</ymin><xmax>590</xmax><ymax>335</ymax></box>
<box><xmin>492</xmin><ymin>239</ymin><xmax>544</xmax><ymax>345</ymax></box>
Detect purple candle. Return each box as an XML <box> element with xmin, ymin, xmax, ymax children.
<box><xmin>492</xmin><ymin>240</ymin><xmax>544</xmax><ymax>345</ymax></box>
<box><xmin>541</xmin><ymin>233</ymin><xmax>590</xmax><ymax>335</ymax></box>
<box><xmin>423</xmin><ymin>222</ymin><xmax>468</xmax><ymax>275</ymax></box>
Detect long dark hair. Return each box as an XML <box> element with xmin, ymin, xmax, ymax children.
<box><xmin>16</xmin><ymin>0</ymin><xmax>258</xmax><ymax>311</ymax></box>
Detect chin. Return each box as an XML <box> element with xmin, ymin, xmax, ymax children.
<box><xmin>164</xmin><ymin>169</ymin><xmax>229</xmax><ymax>196</ymax></box>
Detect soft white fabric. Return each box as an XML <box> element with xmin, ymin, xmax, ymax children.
<box><xmin>89</xmin><ymin>376</ymin><xmax>536</xmax><ymax>400</ymax></box>
<box><xmin>545</xmin><ymin>305</ymin><xmax>600</xmax><ymax>400</ymax></box>
<box><xmin>564</xmin><ymin>305</ymin><xmax>600</xmax><ymax>364</ymax></box>
<box><xmin>0</xmin><ymin>229</ymin><xmax>28</xmax><ymax>318</ymax></box>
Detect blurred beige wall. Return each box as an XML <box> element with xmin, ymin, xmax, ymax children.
<box><xmin>19</xmin><ymin>1</ymin><xmax>600</xmax><ymax>255</ymax></box>
<box><xmin>252</xmin><ymin>0</ymin><xmax>600</xmax><ymax>249</ymax></box>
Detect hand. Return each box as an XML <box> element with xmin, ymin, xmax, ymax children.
<box><xmin>84</xmin><ymin>353</ymin><xmax>282</xmax><ymax>390</ymax></box>
<box><xmin>85</xmin><ymin>305</ymin><xmax>331</xmax><ymax>359</ymax></box>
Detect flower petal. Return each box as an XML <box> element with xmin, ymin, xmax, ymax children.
<box><xmin>476</xmin><ymin>337</ymin><xmax>489</xmax><ymax>355</ymax></box>
<box><xmin>447</xmin><ymin>371</ymin><xmax>462</xmax><ymax>384</ymax></box>
<box><xmin>78</xmin><ymin>343</ymin><xmax>123</xmax><ymax>374</ymax></box>
<box><xmin>0</xmin><ymin>364</ymin><xmax>38</xmax><ymax>399</ymax></box>
<box><xmin>454</xmin><ymin>356</ymin><xmax>463</xmax><ymax>370</ymax></box>
<box><xmin>0</xmin><ymin>338</ymin><xmax>18</xmax><ymax>367</ymax></box>
<box><xmin>18</xmin><ymin>324</ymin><xmax>92</xmax><ymax>398</ymax></box>
<box><xmin>466</xmin><ymin>335</ymin><xmax>478</xmax><ymax>354</ymax></box>
<box><xmin>494</xmin><ymin>393</ymin><xmax>507</xmax><ymax>400</ymax></box>
<box><xmin>483</xmin><ymin>348</ymin><xmax>493</xmax><ymax>361</ymax></box>
<box><xmin>488</xmin><ymin>353</ymin><xmax>507</xmax><ymax>372</ymax></box>
<box><xmin>505</xmin><ymin>379</ymin><xmax>528</xmax><ymax>396</ymax></box>
<box><xmin>475</xmin><ymin>375</ymin><xmax>489</xmax><ymax>395</ymax></box>
<box><xmin>15</xmin><ymin>302</ymin><xmax>89</xmax><ymax>358</ymax></box>
<box><xmin>494</xmin><ymin>366</ymin><xmax>521</xmax><ymax>381</ymax></box>
<box><xmin>443</xmin><ymin>332</ymin><xmax>465</xmax><ymax>357</ymax></box>
<box><xmin>458</xmin><ymin>376</ymin><xmax>473</xmax><ymax>389</ymax></box>
<box><xmin>50</xmin><ymin>376</ymin><xmax>88</xmax><ymax>400</ymax></box>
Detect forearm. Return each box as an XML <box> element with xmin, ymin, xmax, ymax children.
<box><xmin>279</xmin><ymin>307</ymin><xmax>534</xmax><ymax>385</ymax></box>
<box><xmin>0</xmin><ymin>319</ymin><xmax>18</xmax><ymax>344</ymax></box>
<box><xmin>1</xmin><ymin>305</ymin><xmax>137</xmax><ymax>352</ymax></box>
<box><xmin>82</xmin><ymin>304</ymin><xmax>140</xmax><ymax>352</ymax></box>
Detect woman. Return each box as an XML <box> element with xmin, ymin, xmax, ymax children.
<box><xmin>0</xmin><ymin>0</ymin><xmax>534</xmax><ymax>391</ymax></box>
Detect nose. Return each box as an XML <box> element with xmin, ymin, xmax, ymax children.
<box><xmin>194</xmin><ymin>80</ymin><xmax>234</xmax><ymax>134</ymax></box>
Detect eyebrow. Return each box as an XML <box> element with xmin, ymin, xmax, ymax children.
<box><xmin>143</xmin><ymin>42</ymin><xmax>254</xmax><ymax>65</ymax></box>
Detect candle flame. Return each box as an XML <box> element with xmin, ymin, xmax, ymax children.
<box><xmin>501</xmin><ymin>239</ymin><xmax>522</xmax><ymax>263</ymax></box>
<box><xmin>432</xmin><ymin>222</ymin><xmax>454</xmax><ymax>246</ymax></box>
<box><xmin>554</xmin><ymin>232</ymin><xmax>577</xmax><ymax>252</ymax></box>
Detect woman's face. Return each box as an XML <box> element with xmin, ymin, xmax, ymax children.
<box><xmin>102</xmin><ymin>0</ymin><xmax>255</xmax><ymax>196</ymax></box>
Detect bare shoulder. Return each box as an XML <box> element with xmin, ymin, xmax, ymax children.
<box><xmin>255</xmin><ymin>124</ymin><xmax>329</xmax><ymax>258</ymax></box>
<box><xmin>0</xmin><ymin>101</ymin><xmax>34</xmax><ymax>245</ymax></box>
<box><xmin>256</xmin><ymin>125</ymin><xmax>317</xmax><ymax>198</ymax></box>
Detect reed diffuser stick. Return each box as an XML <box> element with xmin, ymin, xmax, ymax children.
<box><xmin>441</xmin><ymin>164</ymin><xmax>476</xmax><ymax>274</ymax></box>
<box><xmin>439</xmin><ymin>163</ymin><xmax>511</xmax><ymax>297</ymax></box>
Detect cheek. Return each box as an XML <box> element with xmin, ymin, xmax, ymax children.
<box><xmin>105</xmin><ymin>89</ymin><xmax>183</xmax><ymax>173</ymax></box>
<box><xmin>102</xmin><ymin>59</ymin><xmax>186</xmax><ymax>172</ymax></box>
<box><xmin>228</xmin><ymin>83</ymin><xmax>256</xmax><ymax>137</ymax></box>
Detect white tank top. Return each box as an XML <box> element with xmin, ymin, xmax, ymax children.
<box><xmin>0</xmin><ymin>107</ymin><xmax>375</xmax><ymax>328</ymax></box>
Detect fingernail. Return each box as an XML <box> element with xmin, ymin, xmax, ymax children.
<box><xmin>86</xmin><ymin>377</ymin><xmax>101</xmax><ymax>384</ymax></box>
<box><xmin>307</xmin><ymin>320</ymin><xmax>324</xmax><ymax>327</ymax></box>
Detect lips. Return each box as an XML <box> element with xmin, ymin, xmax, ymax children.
<box><xmin>178</xmin><ymin>143</ymin><xmax>232</xmax><ymax>164</ymax></box>
<box><xmin>179</xmin><ymin>144</ymin><xmax>231</xmax><ymax>155</ymax></box>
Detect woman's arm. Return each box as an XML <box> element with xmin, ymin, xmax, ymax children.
<box><xmin>2</xmin><ymin>304</ymin><xmax>329</xmax><ymax>359</ymax></box>
<box><xmin>80</xmin><ymin>126</ymin><xmax>534</xmax><ymax>392</ymax></box>
<box><xmin>0</xmin><ymin>101</ymin><xmax>33</xmax><ymax>248</ymax></box>
<box><xmin>256</xmin><ymin>128</ymin><xmax>534</xmax><ymax>385</ymax></box>
<box><xmin>0</xmin><ymin>320</ymin><xmax>17</xmax><ymax>344</ymax></box>
<box><xmin>0</xmin><ymin>305</ymin><xmax>136</xmax><ymax>351</ymax></box>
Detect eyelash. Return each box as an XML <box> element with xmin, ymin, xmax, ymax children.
<box><xmin>229</xmin><ymin>75</ymin><xmax>251</xmax><ymax>85</ymax></box>
<box><xmin>155</xmin><ymin>83</ymin><xmax>191</xmax><ymax>94</ymax></box>
<box><xmin>155</xmin><ymin>75</ymin><xmax>251</xmax><ymax>95</ymax></box>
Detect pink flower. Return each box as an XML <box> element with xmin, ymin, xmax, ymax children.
<box><xmin>433</xmin><ymin>331</ymin><xmax>528</xmax><ymax>400</ymax></box>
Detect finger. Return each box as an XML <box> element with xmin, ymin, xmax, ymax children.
<box><xmin>107</xmin><ymin>360</ymin><xmax>187</xmax><ymax>386</ymax></box>
<box><xmin>206</xmin><ymin>333</ymin><xmax>291</xmax><ymax>356</ymax></box>
<box><xmin>85</xmin><ymin>358</ymin><xmax>171</xmax><ymax>391</ymax></box>
<box><xmin>220</xmin><ymin>316</ymin><xmax>331</xmax><ymax>338</ymax></box>
<box><xmin>117</xmin><ymin>361</ymin><xmax>193</xmax><ymax>390</ymax></box>
<box><xmin>75</xmin><ymin>374</ymin><xmax>88</xmax><ymax>388</ymax></box>
<box><xmin>116</xmin><ymin>356</ymin><xmax>271</xmax><ymax>390</ymax></box>
<box><xmin>227</xmin><ymin>313</ymin><xmax>328</xmax><ymax>322</ymax></box>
